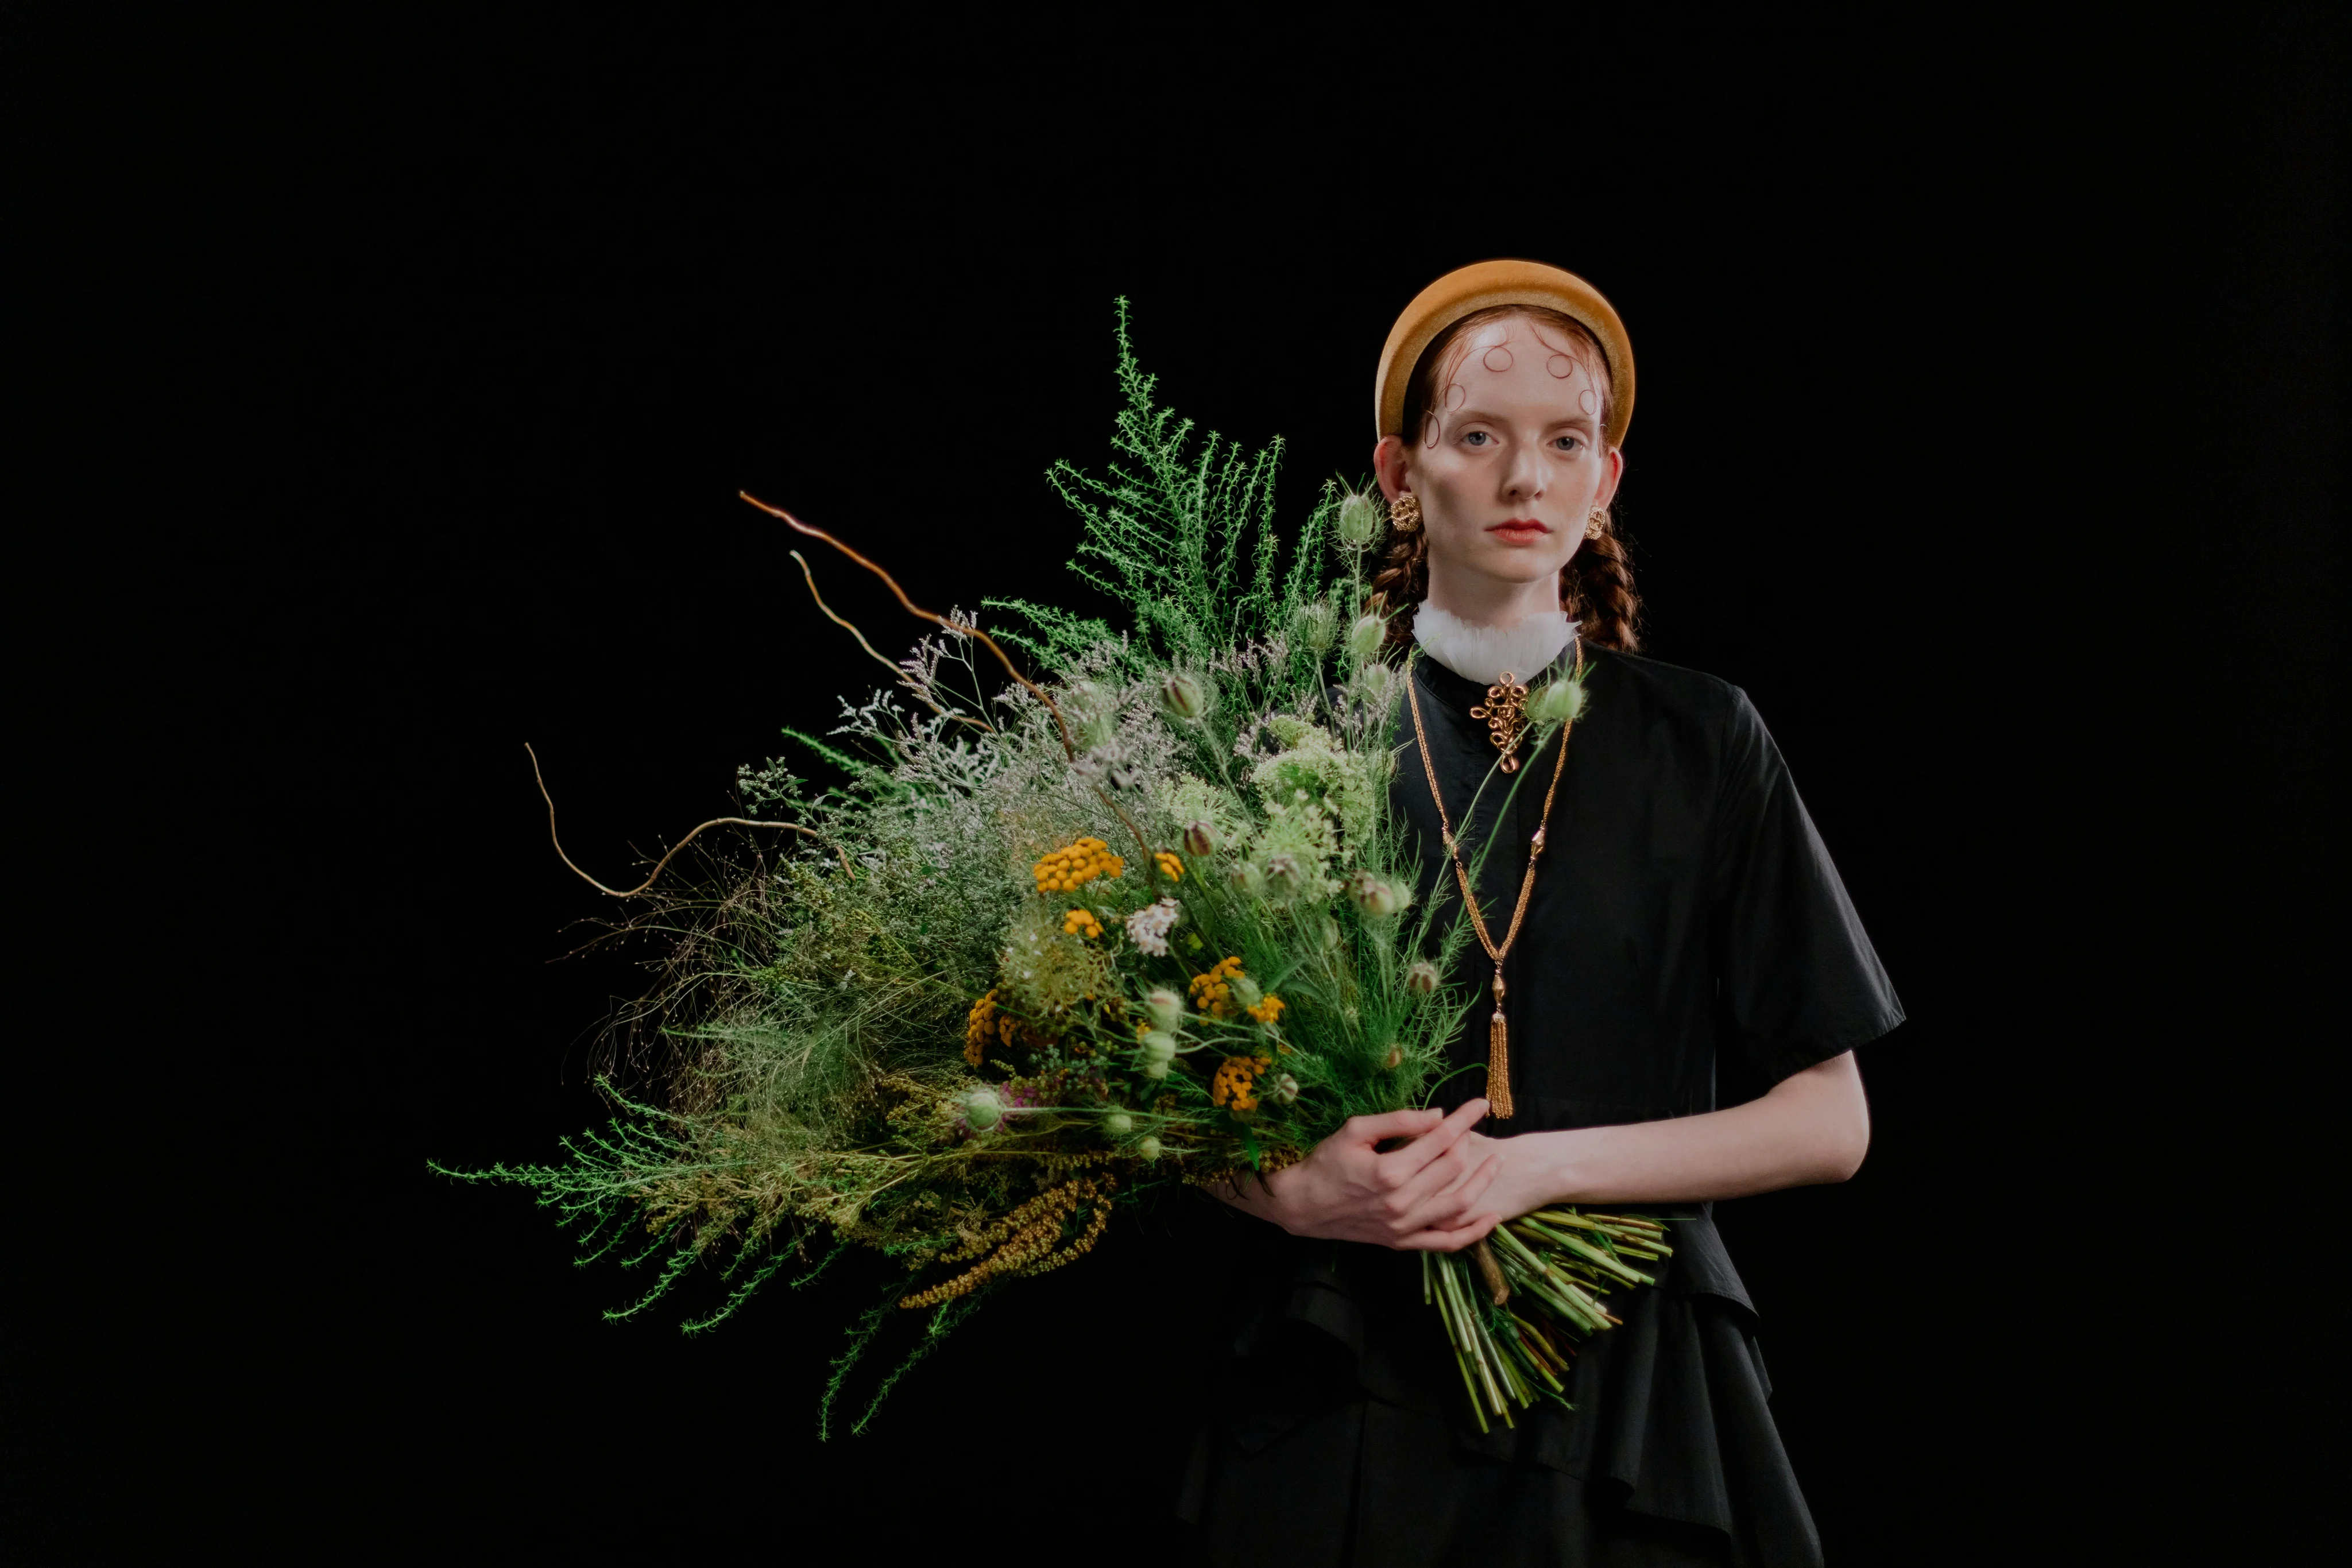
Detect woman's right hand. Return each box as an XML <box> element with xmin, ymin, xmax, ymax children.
<box><xmin>1213</xmin><ymin>1099</ymin><xmax>1502</xmax><ymax>1251</ymax></box>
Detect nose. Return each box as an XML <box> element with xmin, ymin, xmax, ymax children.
<box><xmin>1502</xmin><ymin>440</ymin><xmax>1545</xmax><ymax>502</ymax></box>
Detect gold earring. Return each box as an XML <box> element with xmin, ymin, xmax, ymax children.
<box><xmin>1584</xmin><ymin>505</ymin><xmax>1608</xmax><ymax>541</ymax></box>
<box><xmin>1390</xmin><ymin>492</ymin><xmax>1422</xmax><ymax>534</ymax></box>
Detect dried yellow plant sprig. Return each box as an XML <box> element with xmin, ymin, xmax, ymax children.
<box><xmin>898</xmin><ymin>1174</ymin><xmax>1119</xmax><ymax>1308</ymax></box>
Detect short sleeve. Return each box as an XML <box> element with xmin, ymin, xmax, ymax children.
<box><xmin>1709</xmin><ymin>689</ymin><xmax>1904</xmax><ymax>1089</ymax></box>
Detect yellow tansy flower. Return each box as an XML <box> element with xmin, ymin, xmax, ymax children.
<box><xmin>1189</xmin><ymin>955</ymin><xmax>1245</xmax><ymax>1019</ymax></box>
<box><xmin>1210</xmin><ymin>1054</ymin><xmax>1274</xmax><ymax>1112</ymax></box>
<box><xmin>1063</xmin><ymin>908</ymin><xmax>1104</xmax><ymax>940</ymax></box>
<box><xmin>964</xmin><ymin>990</ymin><xmax>998</xmax><ymax>1067</ymax></box>
<box><xmin>1155</xmin><ymin>850</ymin><xmax>1183</xmax><ymax>881</ymax></box>
<box><xmin>1033</xmin><ymin>837</ymin><xmax>1125</xmax><ymax>895</ymax></box>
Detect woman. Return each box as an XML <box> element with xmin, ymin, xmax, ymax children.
<box><xmin>1182</xmin><ymin>262</ymin><xmax>1902</xmax><ymax>1567</ymax></box>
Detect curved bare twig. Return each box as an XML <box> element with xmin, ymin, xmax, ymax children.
<box><xmin>527</xmin><ymin>742</ymin><xmax>837</xmax><ymax>897</ymax></box>
<box><xmin>790</xmin><ymin>550</ymin><xmax>992</xmax><ymax>733</ymax></box>
<box><xmin>741</xmin><ymin>492</ymin><xmax>1076</xmax><ymax>759</ymax></box>
<box><xmin>790</xmin><ymin>548</ymin><xmax>905</xmax><ymax>682</ymax></box>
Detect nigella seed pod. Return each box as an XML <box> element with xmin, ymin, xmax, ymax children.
<box><xmin>1138</xmin><ymin>1135</ymin><xmax>1164</xmax><ymax>1162</ymax></box>
<box><xmin>1160</xmin><ymin>673</ymin><xmax>1208</xmax><ymax>720</ymax></box>
<box><xmin>1229</xmin><ymin>974</ymin><xmax>1263</xmax><ymax>1011</ymax></box>
<box><xmin>1104</xmin><ymin>1111</ymin><xmax>1134</xmax><ymax>1136</ymax></box>
<box><xmin>1264</xmin><ymin>854</ymin><xmax>1302</xmax><ymax>898</ymax></box>
<box><xmin>1146</xmin><ymin>987</ymin><xmax>1186</xmax><ymax>1031</ymax></box>
<box><xmin>1383</xmin><ymin>1045</ymin><xmax>1405</xmax><ymax>1070</ymax></box>
<box><xmin>1270</xmin><ymin>1072</ymin><xmax>1300</xmax><ymax>1106</ymax></box>
<box><xmin>1346</xmin><ymin>869</ymin><xmax>1401</xmax><ymax>918</ymax></box>
<box><xmin>1405</xmin><ymin>960</ymin><xmax>1440</xmax><ymax>995</ymax></box>
<box><xmin>962</xmin><ymin>1087</ymin><xmax>1005</xmax><ymax>1132</ymax></box>
<box><xmin>1182</xmin><ymin>819</ymin><xmax>1217</xmax><ymax>857</ymax></box>
<box><xmin>1140</xmin><ymin>1031</ymin><xmax>1177</xmax><ymax>1078</ymax></box>
<box><xmin>1528</xmin><ymin>678</ymin><xmax>1588</xmax><ymax>726</ymax></box>
<box><xmin>1294</xmin><ymin>602</ymin><xmax>1337</xmax><ymax>652</ymax></box>
<box><xmin>1345</xmin><ymin>614</ymin><xmax>1387</xmax><ymax>663</ymax></box>
<box><xmin>1336</xmin><ymin>491</ymin><xmax>1381</xmax><ymax>548</ymax></box>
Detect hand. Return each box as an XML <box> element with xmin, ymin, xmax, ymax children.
<box><xmin>1214</xmin><ymin>1099</ymin><xmax>1503</xmax><ymax>1252</ymax></box>
<box><xmin>1447</xmin><ymin>1129</ymin><xmax>1553</xmax><ymax>1222</ymax></box>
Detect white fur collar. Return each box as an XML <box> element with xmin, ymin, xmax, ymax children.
<box><xmin>1412</xmin><ymin>604</ymin><xmax>1577</xmax><ymax>686</ymax></box>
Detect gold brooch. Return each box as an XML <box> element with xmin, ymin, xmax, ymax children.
<box><xmin>1469</xmin><ymin>672</ymin><xmax>1531</xmax><ymax>771</ymax></box>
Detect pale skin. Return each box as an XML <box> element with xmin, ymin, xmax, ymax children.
<box><xmin>1217</xmin><ymin>312</ymin><xmax>1870</xmax><ymax>1251</ymax></box>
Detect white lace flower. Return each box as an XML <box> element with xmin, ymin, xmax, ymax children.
<box><xmin>1124</xmin><ymin>897</ymin><xmax>1182</xmax><ymax>957</ymax></box>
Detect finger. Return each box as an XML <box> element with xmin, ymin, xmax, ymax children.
<box><xmin>1396</xmin><ymin>1212</ymin><xmax>1501</xmax><ymax>1252</ymax></box>
<box><xmin>1342</xmin><ymin>1108</ymin><xmax>1444</xmax><ymax>1147</ymax></box>
<box><xmin>1380</xmin><ymin>1100</ymin><xmax>1484</xmax><ymax>1184</ymax></box>
<box><xmin>1386</xmin><ymin>1133</ymin><xmax>1483</xmax><ymax>1213</ymax></box>
<box><xmin>1392</xmin><ymin>1152</ymin><xmax>1501</xmax><ymax>1237</ymax></box>
<box><xmin>1376</xmin><ymin>1098</ymin><xmax>1488</xmax><ymax>1183</ymax></box>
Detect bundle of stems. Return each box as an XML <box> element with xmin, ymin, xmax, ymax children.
<box><xmin>1422</xmin><ymin>1209</ymin><xmax>1673</xmax><ymax>1432</ymax></box>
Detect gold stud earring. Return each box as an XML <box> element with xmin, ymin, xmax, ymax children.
<box><xmin>1389</xmin><ymin>491</ymin><xmax>1422</xmax><ymax>534</ymax></box>
<box><xmin>1584</xmin><ymin>505</ymin><xmax>1608</xmax><ymax>541</ymax></box>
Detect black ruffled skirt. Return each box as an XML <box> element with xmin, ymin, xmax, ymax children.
<box><xmin>1176</xmin><ymin>1210</ymin><xmax>1821</xmax><ymax>1568</ymax></box>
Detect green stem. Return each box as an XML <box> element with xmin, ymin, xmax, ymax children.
<box><xmin>1486</xmin><ymin>1225</ymin><xmax>1599</xmax><ymax>1333</ymax></box>
<box><xmin>1512</xmin><ymin>1218</ymin><xmax>1653</xmax><ymax>1286</ymax></box>
<box><xmin>1507</xmin><ymin>1314</ymin><xmax>1566</xmax><ymax>1390</ymax></box>
<box><xmin>1453</xmin><ymin>1260</ymin><xmax>1514</xmax><ymax>1422</ymax></box>
<box><xmin>1433</xmin><ymin>1256</ymin><xmax>1490</xmax><ymax>1433</ymax></box>
<box><xmin>1441</xmin><ymin>1257</ymin><xmax>1501</xmax><ymax>1416</ymax></box>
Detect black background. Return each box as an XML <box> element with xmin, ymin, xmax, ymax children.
<box><xmin>13</xmin><ymin>12</ymin><xmax>2343</xmax><ymax>1563</ymax></box>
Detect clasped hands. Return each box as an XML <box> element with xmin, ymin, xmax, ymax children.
<box><xmin>1214</xmin><ymin>1098</ymin><xmax>1533</xmax><ymax>1252</ymax></box>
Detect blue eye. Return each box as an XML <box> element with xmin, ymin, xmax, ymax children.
<box><xmin>1554</xmin><ymin>436</ymin><xmax>1582</xmax><ymax>452</ymax></box>
<box><xmin>1463</xmin><ymin>431</ymin><xmax>1491</xmax><ymax>447</ymax></box>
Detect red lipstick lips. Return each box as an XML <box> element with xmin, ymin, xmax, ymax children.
<box><xmin>1487</xmin><ymin>518</ymin><xmax>1550</xmax><ymax>543</ymax></box>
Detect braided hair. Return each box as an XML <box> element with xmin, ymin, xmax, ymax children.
<box><xmin>1368</xmin><ymin>305</ymin><xmax>1645</xmax><ymax>655</ymax></box>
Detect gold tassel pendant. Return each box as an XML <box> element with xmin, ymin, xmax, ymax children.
<box><xmin>1405</xmin><ymin>649</ymin><xmax>1581</xmax><ymax>1135</ymax></box>
<box><xmin>1487</xmin><ymin>968</ymin><xmax>1514</xmax><ymax>1120</ymax></box>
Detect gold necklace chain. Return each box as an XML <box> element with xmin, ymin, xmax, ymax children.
<box><xmin>1404</xmin><ymin>645</ymin><xmax>1582</xmax><ymax>1120</ymax></box>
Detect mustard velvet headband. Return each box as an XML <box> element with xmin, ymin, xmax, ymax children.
<box><xmin>1374</xmin><ymin>260</ymin><xmax>1637</xmax><ymax>449</ymax></box>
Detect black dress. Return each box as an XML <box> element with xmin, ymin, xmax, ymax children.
<box><xmin>1178</xmin><ymin>644</ymin><xmax>1904</xmax><ymax>1567</ymax></box>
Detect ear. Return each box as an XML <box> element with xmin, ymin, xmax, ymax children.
<box><xmin>1593</xmin><ymin>444</ymin><xmax>1626</xmax><ymax>510</ymax></box>
<box><xmin>1373</xmin><ymin>435</ymin><xmax>1411</xmax><ymax>501</ymax></box>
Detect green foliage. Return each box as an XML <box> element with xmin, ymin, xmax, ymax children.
<box><xmin>1000</xmin><ymin>299</ymin><xmax>1337</xmax><ymax>704</ymax></box>
<box><xmin>455</xmin><ymin>307</ymin><xmax>1492</xmax><ymax>1426</ymax></box>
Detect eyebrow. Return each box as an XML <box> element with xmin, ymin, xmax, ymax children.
<box><xmin>1449</xmin><ymin>406</ymin><xmax>1599</xmax><ymax>432</ymax></box>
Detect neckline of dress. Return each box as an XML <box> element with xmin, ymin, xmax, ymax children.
<box><xmin>1411</xmin><ymin>636</ymin><xmax>1583</xmax><ymax>711</ymax></box>
<box><xmin>1411</xmin><ymin>604</ymin><xmax>1577</xmax><ymax>687</ymax></box>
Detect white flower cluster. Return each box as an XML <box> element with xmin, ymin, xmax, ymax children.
<box><xmin>1124</xmin><ymin>897</ymin><xmax>1182</xmax><ymax>957</ymax></box>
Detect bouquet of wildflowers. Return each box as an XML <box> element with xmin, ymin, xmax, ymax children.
<box><xmin>455</xmin><ymin>308</ymin><xmax>1665</xmax><ymax>1434</ymax></box>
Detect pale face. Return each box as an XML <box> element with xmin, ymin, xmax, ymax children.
<box><xmin>1375</xmin><ymin>312</ymin><xmax>1624</xmax><ymax>626</ymax></box>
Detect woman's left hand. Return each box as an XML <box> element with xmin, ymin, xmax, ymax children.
<box><xmin>1447</xmin><ymin>1129</ymin><xmax>1553</xmax><ymax>1222</ymax></box>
